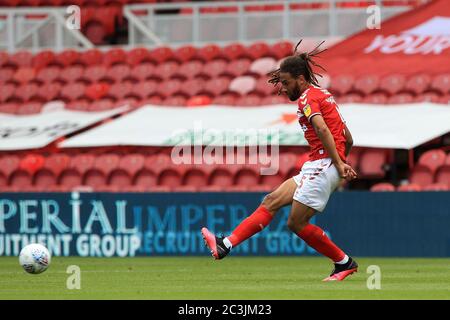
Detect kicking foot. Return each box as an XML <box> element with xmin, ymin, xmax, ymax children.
<box><xmin>323</xmin><ymin>257</ymin><xmax>358</xmax><ymax>281</ymax></box>
<box><xmin>201</xmin><ymin>227</ymin><xmax>230</xmax><ymax>260</ymax></box>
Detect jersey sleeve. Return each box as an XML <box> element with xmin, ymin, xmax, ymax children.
<box><xmin>298</xmin><ymin>92</ymin><xmax>322</xmax><ymax>122</ymax></box>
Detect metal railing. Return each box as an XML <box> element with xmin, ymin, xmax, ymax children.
<box><xmin>124</xmin><ymin>0</ymin><xmax>415</xmax><ymax>47</ymax></box>
<box><xmin>0</xmin><ymin>7</ymin><xmax>92</xmax><ymax>52</ymax></box>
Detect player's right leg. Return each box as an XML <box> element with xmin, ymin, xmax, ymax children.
<box><xmin>201</xmin><ymin>178</ymin><xmax>297</xmax><ymax>260</ymax></box>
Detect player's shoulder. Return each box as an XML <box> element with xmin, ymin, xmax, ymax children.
<box><xmin>305</xmin><ymin>86</ymin><xmax>332</xmax><ymax>99</ymax></box>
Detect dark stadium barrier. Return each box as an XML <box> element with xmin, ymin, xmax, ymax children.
<box><xmin>0</xmin><ymin>192</ymin><xmax>449</xmax><ymax>257</ymax></box>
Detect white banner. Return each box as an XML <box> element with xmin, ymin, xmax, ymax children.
<box><xmin>59</xmin><ymin>103</ymin><xmax>450</xmax><ymax>149</ymax></box>
<box><xmin>0</xmin><ymin>107</ymin><xmax>128</xmax><ymax>151</ymax></box>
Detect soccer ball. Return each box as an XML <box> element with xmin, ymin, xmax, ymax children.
<box><xmin>19</xmin><ymin>244</ymin><xmax>51</xmax><ymax>274</ymax></box>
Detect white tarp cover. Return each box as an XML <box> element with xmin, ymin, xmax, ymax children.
<box><xmin>60</xmin><ymin>103</ymin><xmax>450</xmax><ymax>150</ymax></box>
<box><xmin>0</xmin><ymin>107</ymin><xmax>128</xmax><ymax>151</ymax></box>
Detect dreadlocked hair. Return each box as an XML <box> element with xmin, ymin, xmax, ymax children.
<box><xmin>268</xmin><ymin>39</ymin><xmax>327</xmax><ymax>94</ymax></box>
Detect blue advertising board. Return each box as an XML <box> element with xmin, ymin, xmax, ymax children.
<box><xmin>0</xmin><ymin>192</ymin><xmax>449</xmax><ymax>257</ymax></box>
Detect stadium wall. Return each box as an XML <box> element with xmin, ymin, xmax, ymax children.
<box><xmin>0</xmin><ymin>192</ymin><xmax>449</xmax><ymax>257</ymax></box>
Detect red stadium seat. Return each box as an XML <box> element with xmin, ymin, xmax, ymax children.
<box><xmin>71</xmin><ymin>153</ymin><xmax>96</xmax><ymax>175</ymax></box>
<box><xmin>153</xmin><ymin>61</ymin><xmax>180</xmax><ymax>80</ymax></box>
<box><xmin>229</xmin><ymin>76</ymin><xmax>256</xmax><ymax>95</ymax></box>
<box><xmin>260</xmin><ymin>95</ymin><xmax>288</xmax><ymax>105</ymax></box>
<box><xmin>16</xmin><ymin>102</ymin><xmax>43</xmax><ymax>115</ymax></box>
<box><xmin>94</xmin><ymin>153</ymin><xmax>120</xmax><ymax>176</ymax></box>
<box><xmin>126</xmin><ymin>48</ymin><xmax>152</xmax><ymax>66</ymax></box>
<box><xmin>337</xmin><ymin>93</ymin><xmax>363</xmax><ymax>103</ymax></box>
<box><xmin>13</xmin><ymin>67</ymin><xmax>36</xmax><ymax>84</ymax></box>
<box><xmin>16</xmin><ymin>83</ymin><xmax>39</xmax><ymax>102</ymax></box>
<box><xmin>66</xmin><ymin>99</ymin><xmax>90</xmax><ymax>111</ymax></box>
<box><xmin>387</xmin><ymin>93</ymin><xmax>414</xmax><ymax>104</ymax></box>
<box><xmin>174</xmin><ymin>60</ymin><xmax>204</xmax><ymax>80</ymax></box>
<box><xmin>378</xmin><ymin>74</ymin><xmax>406</xmax><ymax>95</ymax></box>
<box><xmin>89</xmin><ymin>99</ymin><xmax>115</xmax><ymax>111</ymax></box>
<box><xmin>0</xmin><ymin>52</ymin><xmax>9</xmax><ymax>67</ymax></box>
<box><xmin>9</xmin><ymin>170</ymin><xmax>33</xmax><ymax>188</ymax></box>
<box><xmin>9</xmin><ymin>51</ymin><xmax>33</xmax><ymax>68</ymax></box>
<box><xmin>0</xmin><ymin>155</ymin><xmax>20</xmax><ymax>178</ymax></box>
<box><xmin>270</xmin><ymin>41</ymin><xmax>294</xmax><ymax>59</ymax></box>
<box><xmin>178</xmin><ymin>78</ymin><xmax>205</xmax><ymax>98</ymax></box>
<box><xmin>150</xmin><ymin>46</ymin><xmax>174</xmax><ymax>64</ymax></box>
<box><xmin>36</xmin><ymin>66</ymin><xmax>61</xmax><ymax>84</ymax></box>
<box><xmin>363</xmin><ymin>93</ymin><xmax>388</xmax><ymax>104</ymax></box>
<box><xmin>44</xmin><ymin>153</ymin><xmax>71</xmax><ymax>177</ymax></box>
<box><xmin>397</xmin><ymin>183</ymin><xmax>422</xmax><ymax>192</ymax></box>
<box><xmin>85</xmin><ymin>83</ymin><xmax>110</xmax><ymax>100</ymax></box>
<box><xmin>209</xmin><ymin>167</ymin><xmax>235</xmax><ymax>187</ymax></box>
<box><xmin>130</xmin><ymin>63</ymin><xmax>155</xmax><ymax>82</ymax></box>
<box><xmin>430</xmin><ymin>74</ymin><xmax>450</xmax><ymax>94</ymax></box>
<box><xmin>417</xmin><ymin>149</ymin><xmax>446</xmax><ymax>173</ymax></box>
<box><xmin>203</xmin><ymin>77</ymin><xmax>231</xmax><ymax>97</ymax></box>
<box><xmin>156</xmin><ymin>79</ymin><xmax>182</xmax><ymax>98</ymax></box>
<box><xmin>34</xmin><ymin>169</ymin><xmax>57</xmax><ymax>189</ymax></box>
<box><xmin>103</xmin><ymin>48</ymin><xmax>127</xmax><ymax>66</ymax></box>
<box><xmin>83</xmin><ymin>65</ymin><xmax>108</xmax><ymax>83</ymax></box>
<box><xmin>83</xmin><ymin>169</ymin><xmax>107</xmax><ymax>188</ymax></box>
<box><xmin>0</xmin><ymin>84</ymin><xmax>15</xmax><ymax>103</ymax></box>
<box><xmin>0</xmin><ymin>68</ymin><xmax>15</xmax><ymax>84</ymax></box>
<box><xmin>186</xmin><ymin>95</ymin><xmax>212</xmax><ymax>107</ymax></box>
<box><xmin>108</xmin><ymin>82</ymin><xmax>133</xmax><ymax>101</ymax></box>
<box><xmin>106</xmin><ymin>64</ymin><xmax>131</xmax><ymax>83</ymax></box>
<box><xmin>173</xmin><ymin>45</ymin><xmax>198</xmax><ymax>63</ymax></box>
<box><xmin>254</xmin><ymin>76</ymin><xmax>277</xmax><ymax>96</ymax></box>
<box><xmin>79</xmin><ymin>49</ymin><xmax>104</xmax><ymax>66</ymax></box>
<box><xmin>353</xmin><ymin>75</ymin><xmax>380</xmax><ymax>95</ymax></box>
<box><xmin>182</xmin><ymin>168</ymin><xmax>210</xmax><ymax>188</ymax></box>
<box><xmin>410</xmin><ymin>165</ymin><xmax>434</xmax><ymax>187</ymax></box>
<box><xmin>330</xmin><ymin>74</ymin><xmax>354</xmax><ymax>96</ymax></box>
<box><xmin>370</xmin><ymin>182</ymin><xmax>395</xmax><ymax>192</ymax></box>
<box><xmin>222</xmin><ymin>43</ymin><xmax>247</xmax><ymax>61</ymax></box>
<box><xmin>58</xmin><ymin>65</ymin><xmax>84</xmax><ymax>84</ymax></box>
<box><xmin>56</xmin><ymin>49</ymin><xmax>80</xmax><ymax>67</ymax></box>
<box><xmin>197</xmin><ymin>44</ymin><xmax>222</xmax><ymax>62</ymax></box>
<box><xmin>235</xmin><ymin>94</ymin><xmax>262</xmax><ymax>106</ymax></box>
<box><xmin>415</xmin><ymin>91</ymin><xmax>441</xmax><ymax>103</ymax></box>
<box><xmin>260</xmin><ymin>173</ymin><xmax>284</xmax><ymax>189</ymax></box>
<box><xmin>435</xmin><ymin>166</ymin><xmax>450</xmax><ymax>187</ymax></box>
<box><xmin>162</xmin><ymin>95</ymin><xmax>187</xmax><ymax>107</ymax></box>
<box><xmin>33</xmin><ymin>50</ymin><xmax>56</xmax><ymax>69</ymax></box>
<box><xmin>212</xmin><ymin>94</ymin><xmax>237</xmax><ymax>106</ymax></box>
<box><xmin>20</xmin><ymin>154</ymin><xmax>45</xmax><ymax>175</ymax></box>
<box><xmin>108</xmin><ymin>169</ymin><xmax>133</xmax><ymax>189</ymax></box>
<box><xmin>234</xmin><ymin>166</ymin><xmax>260</xmax><ymax>187</ymax></box>
<box><xmin>247</xmin><ymin>42</ymin><xmax>271</xmax><ymax>60</ymax></box>
<box><xmin>223</xmin><ymin>58</ymin><xmax>252</xmax><ymax>77</ymax></box>
<box><xmin>130</xmin><ymin>80</ymin><xmax>158</xmax><ymax>100</ymax></box>
<box><xmin>404</xmin><ymin>74</ymin><xmax>431</xmax><ymax>95</ymax></box>
<box><xmin>0</xmin><ymin>102</ymin><xmax>19</xmax><ymax>113</ymax></box>
<box><xmin>58</xmin><ymin>169</ymin><xmax>83</xmax><ymax>189</ymax></box>
<box><xmin>134</xmin><ymin>169</ymin><xmax>158</xmax><ymax>189</ymax></box>
<box><xmin>38</xmin><ymin>83</ymin><xmax>62</xmax><ymax>101</ymax></box>
<box><xmin>422</xmin><ymin>183</ymin><xmax>448</xmax><ymax>191</ymax></box>
<box><xmin>61</xmin><ymin>82</ymin><xmax>86</xmax><ymax>101</ymax></box>
<box><xmin>158</xmin><ymin>168</ymin><xmax>183</xmax><ymax>189</ymax></box>
<box><xmin>200</xmin><ymin>59</ymin><xmax>228</xmax><ymax>79</ymax></box>
<box><xmin>359</xmin><ymin>149</ymin><xmax>386</xmax><ymax>178</ymax></box>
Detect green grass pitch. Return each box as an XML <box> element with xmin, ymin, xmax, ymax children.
<box><xmin>1</xmin><ymin>257</ymin><xmax>449</xmax><ymax>299</ymax></box>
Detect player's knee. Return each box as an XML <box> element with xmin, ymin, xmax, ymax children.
<box><xmin>287</xmin><ymin>217</ymin><xmax>308</xmax><ymax>233</ymax></box>
<box><xmin>261</xmin><ymin>193</ymin><xmax>280</xmax><ymax>214</ymax></box>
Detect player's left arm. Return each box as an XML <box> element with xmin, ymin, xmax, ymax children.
<box><xmin>311</xmin><ymin>115</ymin><xmax>357</xmax><ymax>181</ymax></box>
<box><xmin>343</xmin><ymin>124</ymin><xmax>353</xmax><ymax>157</ymax></box>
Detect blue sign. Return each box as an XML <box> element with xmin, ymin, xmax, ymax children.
<box><xmin>0</xmin><ymin>192</ymin><xmax>449</xmax><ymax>257</ymax></box>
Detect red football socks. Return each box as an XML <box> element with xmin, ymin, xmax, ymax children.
<box><xmin>297</xmin><ymin>224</ymin><xmax>346</xmax><ymax>263</ymax></box>
<box><xmin>227</xmin><ymin>205</ymin><xmax>273</xmax><ymax>247</ymax></box>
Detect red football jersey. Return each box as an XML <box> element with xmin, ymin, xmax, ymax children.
<box><xmin>297</xmin><ymin>85</ymin><xmax>347</xmax><ymax>162</ymax></box>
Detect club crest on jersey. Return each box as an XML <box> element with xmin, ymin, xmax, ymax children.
<box><xmin>303</xmin><ymin>104</ymin><xmax>312</xmax><ymax>117</ymax></box>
